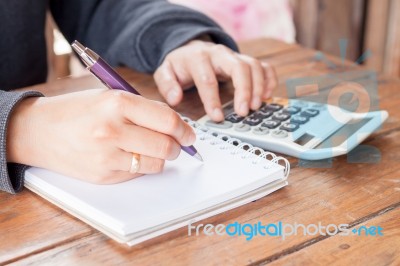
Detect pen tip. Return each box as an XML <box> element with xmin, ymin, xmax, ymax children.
<box><xmin>194</xmin><ymin>153</ymin><xmax>204</xmax><ymax>162</ymax></box>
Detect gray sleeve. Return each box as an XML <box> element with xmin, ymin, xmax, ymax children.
<box><xmin>50</xmin><ymin>0</ymin><xmax>238</xmax><ymax>73</ymax></box>
<box><xmin>0</xmin><ymin>90</ymin><xmax>44</xmax><ymax>194</ymax></box>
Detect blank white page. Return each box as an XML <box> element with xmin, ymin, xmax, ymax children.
<box><xmin>25</xmin><ymin>136</ymin><xmax>284</xmax><ymax>236</ymax></box>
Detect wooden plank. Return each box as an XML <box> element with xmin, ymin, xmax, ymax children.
<box><xmin>316</xmin><ymin>0</ymin><xmax>365</xmax><ymax>61</ymax></box>
<box><xmin>291</xmin><ymin>0</ymin><xmax>319</xmax><ymax>48</ymax></box>
<box><xmin>12</xmin><ymin>126</ymin><xmax>400</xmax><ymax>265</ymax></box>
<box><xmin>268</xmin><ymin>206</ymin><xmax>400</xmax><ymax>265</ymax></box>
<box><xmin>383</xmin><ymin>0</ymin><xmax>400</xmax><ymax>77</ymax></box>
<box><xmin>363</xmin><ymin>0</ymin><xmax>390</xmax><ymax>73</ymax></box>
<box><xmin>237</xmin><ymin>38</ymin><xmax>300</xmax><ymax>59</ymax></box>
<box><xmin>0</xmin><ymin>191</ymin><xmax>94</xmax><ymax>264</ymax></box>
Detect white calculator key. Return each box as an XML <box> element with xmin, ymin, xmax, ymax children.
<box><xmin>234</xmin><ymin>124</ymin><xmax>251</xmax><ymax>132</ymax></box>
<box><xmin>205</xmin><ymin>120</ymin><xmax>232</xmax><ymax>129</ymax></box>
<box><xmin>271</xmin><ymin>130</ymin><xmax>288</xmax><ymax>138</ymax></box>
<box><xmin>253</xmin><ymin>127</ymin><xmax>269</xmax><ymax>135</ymax></box>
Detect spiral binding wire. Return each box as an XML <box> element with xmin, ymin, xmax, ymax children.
<box><xmin>183</xmin><ymin>117</ymin><xmax>290</xmax><ymax>178</ymax></box>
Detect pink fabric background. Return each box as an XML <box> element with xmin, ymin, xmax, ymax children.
<box><xmin>170</xmin><ymin>0</ymin><xmax>295</xmax><ymax>42</ymax></box>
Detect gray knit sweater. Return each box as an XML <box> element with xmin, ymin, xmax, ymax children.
<box><xmin>0</xmin><ymin>0</ymin><xmax>237</xmax><ymax>194</ymax></box>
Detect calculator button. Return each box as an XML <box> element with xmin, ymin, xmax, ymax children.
<box><xmin>234</xmin><ymin>124</ymin><xmax>251</xmax><ymax>132</ymax></box>
<box><xmin>225</xmin><ymin>113</ymin><xmax>245</xmax><ymax>123</ymax></box>
<box><xmin>280</xmin><ymin>123</ymin><xmax>299</xmax><ymax>132</ymax></box>
<box><xmin>261</xmin><ymin>120</ymin><xmax>281</xmax><ymax>129</ymax></box>
<box><xmin>243</xmin><ymin>117</ymin><xmax>263</xmax><ymax>126</ymax></box>
<box><xmin>253</xmin><ymin>127</ymin><xmax>270</xmax><ymax>135</ymax></box>
<box><xmin>253</xmin><ymin>110</ymin><xmax>273</xmax><ymax>119</ymax></box>
<box><xmin>282</xmin><ymin>106</ymin><xmax>301</xmax><ymax>114</ymax></box>
<box><xmin>291</xmin><ymin>116</ymin><xmax>309</xmax><ymax>124</ymax></box>
<box><xmin>205</xmin><ymin>120</ymin><xmax>232</xmax><ymax>129</ymax></box>
<box><xmin>271</xmin><ymin>130</ymin><xmax>288</xmax><ymax>138</ymax></box>
<box><xmin>261</xmin><ymin>103</ymin><xmax>283</xmax><ymax>112</ymax></box>
<box><xmin>300</xmin><ymin>109</ymin><xmax>320</xmax><ymax>117</ymax></box>
<box><xmin>272</xmin><ymin>113</ymin><xmax>291</xmax><ymax>121</ymax></box>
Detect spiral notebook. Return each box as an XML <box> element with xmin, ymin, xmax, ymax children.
<box><xmin>24</xmin><ymin>118</ymin><xmax>290</xmax><ymax>246</ymax></box>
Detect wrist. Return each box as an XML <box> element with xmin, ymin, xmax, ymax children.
<box><xmin>6</xmin><ymin>97</ymin><xmax>46</xmax><ymax>165</ymax></box>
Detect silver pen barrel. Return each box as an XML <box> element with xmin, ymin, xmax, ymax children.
<box><xmin>71</xmin><ymin>41</ymin><xmax>98</xmax><ymax>67</ymax></box>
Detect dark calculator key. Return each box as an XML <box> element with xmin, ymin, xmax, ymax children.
<box><xmin>291</xmin><ymin>116</ymin><xmax>309</xmax><ymax>124</ymax></box>
<box><xmin>282</xmin><ymin>106</ymin><xmax>301</xmax><ymax>114</ymax></box>
<box><xmin>253</xmin><ymin>110</ymin><xmax>273</xmax><ymax>119</ymax></box>
<box><xmin>225</xmin><ymin>113</ymin><xmax>245</xmax><ymax>123</ymax></box>
<box><xmin>248</xmin><ymin>113</ymin><xmax>257</xmax><ymax>119</ymax></box>
<box><xmin>261</xmin><ymin>120</ymin><xmax>281</xmax><ymax>129</ymax></box>
<box><xmin>245</xmin><ymin>110</ymin><xmax>256</xmax><ymax>118</ymax></box>
<box><xmin>300</xmin><ymin>109</ymin><xmax>320</xmax><ymax>117</ymax></box>
<box><xmin>261</xmin><ymin>103</ymin><xmax>283</xmax><ymax>112</ymax></box>
<box><xmin>280</xmin><ymin>123</ymin><xmax>299</xmax><ymax>132</ymax></box>
<box><xmin>243</xmin><ymin>117</ymin><xmax>263</xmax><ymax>126</ymax></box>
<box><xmin>272</xmin><ymin>113</ymin><xmax>291</xmax><ymax>121</ymax></box>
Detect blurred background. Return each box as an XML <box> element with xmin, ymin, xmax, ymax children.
<box><xmin>48</xmin><ymin>0</ymin><xmax>399</xmax><ymax>80</ymax></box>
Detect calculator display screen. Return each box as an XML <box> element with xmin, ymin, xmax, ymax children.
<box><xmin>294</xmin><ymin>133</ymin><xmax>314</xmax><ymax>146</ymax></box>
<box><xmin>314</xmin><ymin>118</ymin><xmax>372</xmax><ymax>149</ymax></box>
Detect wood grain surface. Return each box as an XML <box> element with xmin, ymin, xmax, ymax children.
<box><xmin>2</xmin><ymin>39</ymin><xmax>399</xmax><ymax>266</ymax></box>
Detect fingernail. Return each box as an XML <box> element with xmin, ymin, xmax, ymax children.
<box><xmin>239</xmin><ymin>102</ymin><xmax>249</xmax><ymax>115</ymax></box>
<box><xmin>167</xmin><ymin>89</ymin><xmax>179</xmax><ymax>103</ymax></box>
<box><xmin>212</xmin><ymin>108</ymin><xmax>224</xmax><ymax>121</ymax></box>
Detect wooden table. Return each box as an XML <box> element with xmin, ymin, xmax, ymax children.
<box><xmin>2</xmin><ymin>39</ymin><xmax>399</xmax><ymax>265</ymax></box>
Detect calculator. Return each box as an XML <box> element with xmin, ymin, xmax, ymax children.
<box><xmin>197</xmin><ymin>97</ymin><xmax>388</xmax><ymax>160</ymax></box>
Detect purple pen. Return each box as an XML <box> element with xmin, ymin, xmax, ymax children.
<box><xmin>71</xmin><ymin>40</ymin><xmax>203</xmax><ymax>162</ymax></box>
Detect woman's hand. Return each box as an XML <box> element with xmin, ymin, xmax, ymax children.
<box><xmin>7</xmin><ymin>89</ymin><xmax>196</xmax><ymax>184</ymax></box>
<box><xmin>154</xmin><ymin>40</ymin><xmax>278</xmax><ymax>121</ymax></box>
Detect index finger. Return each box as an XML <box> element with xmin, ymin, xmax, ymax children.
<box><xmin>188</xmin><ymin>50</ymin><xmax>224</xmax><ymax>122</ymax></box>
<box><xmin>118</xmin><ymin>92</ymin><xmax>196</xmax><ymax>146</ymax></box>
